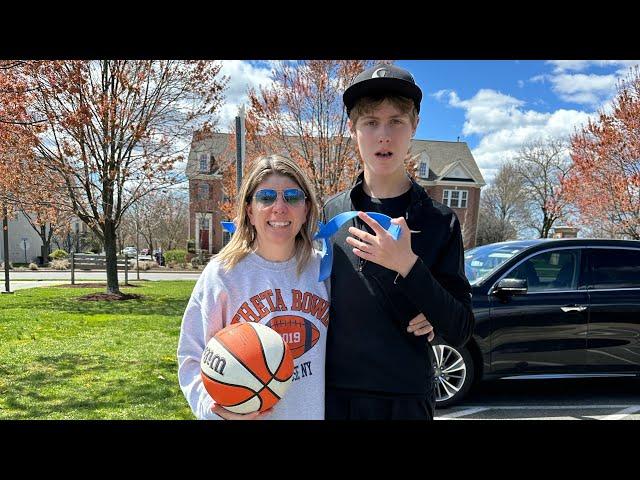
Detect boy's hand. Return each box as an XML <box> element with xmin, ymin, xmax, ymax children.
<box><xmin>347</xmin><ymin>211</ymin><xmax>418</xmax><ymax>277</ymax></box>
<box><xmin>407</xmin><ymin>313</ymin><xmax>435</xmax><ymax>341</ymax></box>
<box><xmin>211</xmin><ymin>403</ymin><xmax>273</xmax><ymax>420</ymax></box>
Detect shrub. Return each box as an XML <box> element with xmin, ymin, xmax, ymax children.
<box><xmin>29</xmin><ymin>262</ymin><xmax>39</xmax><ymax>271</ymax></box>
<box><xmin>0</xmin><ymin>261</ymin><xmax>13</xmax><ymax>269</ymax></box>
<box><xmin>164</xmin><ymin>249</ymin><xmax>187</xmax><ymax>265</ymax></box>
<box><xmin>50</xmin><ymin>249</ymin><xmax>69</xmax><ymax>260</ymax></box>
<box><xmin>138</xmin><ymin>260</ymin><xmax>156</xmax><ymax>271</ymax></box>
<box><xmin>190</xmin><ymin>256</ymin><xmax>203</xmax><ymax>268</ymax></box>
<box><xmin>50</xmin><ymin>259</ymin><xmax>70</xmax><ymax>270</ymax></box>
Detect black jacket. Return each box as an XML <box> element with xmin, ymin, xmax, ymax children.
<box><xmin>323</xmin><ymin>173</ymin><xmax>475</xmax><ymax>395</ymax></box>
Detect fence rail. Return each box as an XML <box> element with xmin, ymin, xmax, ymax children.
<box><xmin>70</xmin><ymin>253</ymin><xmax>131</xmax><ymax>285</ymax></box>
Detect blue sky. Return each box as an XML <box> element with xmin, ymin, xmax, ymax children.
<box><xmin>213</xmin><ymin>60</ymin><xmax>640</xmax><ymax>183</ymax></box>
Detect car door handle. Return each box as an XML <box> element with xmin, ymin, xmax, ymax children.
<box><xmin>561</xmin><ymin>305</ymin><xmax>587</xmax><ymax>313</ymax></box>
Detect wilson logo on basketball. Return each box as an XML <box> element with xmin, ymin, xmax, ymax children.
<box><xmin>267</xmin><ymin>315</ymin><xmax>320</xmax><ymax>359</ymax></box>
<box><xmin>202</xmin><ymin>347</ymin><xmax>227</xmax><ymax>375</ymax></box>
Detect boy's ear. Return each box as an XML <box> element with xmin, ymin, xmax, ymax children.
<box><xmin>412</xmin><ymin>115</ymin><xmax>420</xmax><ymax>137</ymax></box>
<box><xmin>348</xmin><ymin>119</ymin><xmax>355</xmax><ymax>138</ymax></box>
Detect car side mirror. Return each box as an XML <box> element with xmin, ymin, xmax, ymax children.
<box><xmin>493</xmin><ymin>278</ymin><xmax>528</xmax><ymax>296</ymax></box>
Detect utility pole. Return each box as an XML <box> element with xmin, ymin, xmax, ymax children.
<box><xmin>235</xmin><ymin>105</ymin><xmax>245</xmax><ymax>191</ymax></box>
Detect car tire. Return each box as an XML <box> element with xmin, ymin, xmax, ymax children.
<box><xmin>431</xmin><ymin>341</ymin><xmax>475</xmax><ymax>409</ymax></box>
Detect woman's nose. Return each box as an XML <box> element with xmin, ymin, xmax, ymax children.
<box><xmin>272</xmin><ymin>194</ymin><xmax>289</xmax><ymax>212</ymax></box>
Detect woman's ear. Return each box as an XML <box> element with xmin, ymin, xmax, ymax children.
<box><xmin>246</xmin><ymin>203</ymin><xmax>254</xmax><ymax>226</ymax></box>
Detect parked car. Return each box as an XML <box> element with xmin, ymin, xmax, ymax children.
<box><xmin>432</xmin><ymin>238</ymin><xmax>640</xmax><ymax>407</ymax></box>
<box><xmin>121</xmin><ymin>246</ymin><xmax>137</xmax><ymax>257</ymax></box>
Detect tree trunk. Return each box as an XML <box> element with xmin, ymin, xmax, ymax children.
<box><xmin>39</xmin><ymin>224</ymin><xmax>50</xmax><ymax>265</ymax></box>
<box><xmin>103</xmin><ymin>219</ymin><xmax>121</xmax><ymax>295</ymax></box>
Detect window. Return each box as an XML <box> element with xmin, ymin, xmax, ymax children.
<box><xmin>199</xmin><ymin>154</ymin><xmax>208</xmax><ymax>172</ymax></box>
<box><xmin>198</xmin><ymin>183</ymin><xmax>209</xmax><ymax>200</ymax></box>
<box><xmin>460</xmin><ymin>190</ymin><xmax>468</xmax><ymax>208</ymax></box>
<box><xmin>419</xmin><ymin>161</ymin><xmax>428</xmax><ymax>178</ymax></box>
<box><xmin>508</xmin><ymin>249</ymin><xmax>579</xmax><ymax>292</ymax></box>
<box><xmin>589</xmin><ymin>248</ymin><xmax>640</xmax><ymax>289</ymax></box>
<box><xmin>199</xmin><ymin>217</ymin><xmax>210</xmax><ymax>230</ymax></box>
<box><xmin>443</xmin><ymin>189</ymin><xmax>469</xmax><ymax>208</ymax></box>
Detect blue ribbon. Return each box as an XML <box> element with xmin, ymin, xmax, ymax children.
<box><xmin>220</xmin><ymin>212</ymin><xmax>400</xmax><ymax>282</ymax></box>
<box><xmin>221</xmin><ymin>221</ymin><xmax>236</xmax><ymax>233</ymax></box>
<box><xmin>314</xmin><ymin>212</ymin><xmax>400</xmax><ymax>282</ymax></box>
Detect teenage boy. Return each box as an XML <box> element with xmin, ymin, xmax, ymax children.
<box><xmin>323</xmin><ymin>63</ymin><xmax>474</xmax><ymax>420</ymax></box>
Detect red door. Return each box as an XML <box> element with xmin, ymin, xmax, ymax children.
<box><xmin>199</xmin><ymin>228</ymin><xmax>209</xmax><ymax>252</ymax></box>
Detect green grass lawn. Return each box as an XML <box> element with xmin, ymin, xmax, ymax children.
<box><xmin>0</xmin><ymin>281</ymin><xmax>197</xmax><ymax>419</ymax></box>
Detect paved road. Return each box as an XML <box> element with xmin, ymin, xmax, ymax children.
<box><xmin>435</xmin><ymin>377</ymin><xmax>640</xmax><ymax>420</ymax></box>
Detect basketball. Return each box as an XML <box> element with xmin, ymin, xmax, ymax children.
<box><xmin>200</xmin><ymin>322</ymin><xmax>294</xmax><ymax>414</ymax></box>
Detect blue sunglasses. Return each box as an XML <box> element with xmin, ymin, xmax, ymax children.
<box><xmin>252</xmin><ymin>188</ymin><xmax>307</xmax><ymax>206</ymax></box>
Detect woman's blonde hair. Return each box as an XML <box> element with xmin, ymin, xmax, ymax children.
<box><xmin>215</xmin><ymin>154</ymin><xmax>319</xmax><ymax>275</ymax></box>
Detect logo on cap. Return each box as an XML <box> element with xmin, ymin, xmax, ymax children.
<box><xmin>372</xmin><ymin>68</ymin><xmax>388</xmax><ymax>78</ymax></box>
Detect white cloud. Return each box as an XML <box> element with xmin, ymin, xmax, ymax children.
<box><xmin>445</xmin><ymin>88</ymin><xmax>596</xmax><ymax>183</ymax></box>
<box><xmin>547</xmin><ymin>60</ymin><xmax>640</xmax><ymax>73</ymax></box>
<box><xmin>448</xmin><ymin>89</ymin><xmax>538</xmax><ymax>136</ymax></box>
<box><xmin>517</xmin><ymin>80</ymin><xmax>525</xmax><ymax>88</ymax></box>
<box><xmin>546</xmin><ymin>60</ymin><xmax>594</xmax><ymax>73</ymax></box>
<box><xmin>215</xmin><ymin>60</ymin><xmax>275</xmax><ymax>132</ymax></box>
<box><xmin>431</xmin><ymin>89</ymin><xmax>451</xmax><ymax>101</ymax></box>
<box><xmin>549</xmin><ymin>73</ymin><xmax>618</xmax><ymax>106</ymax></box>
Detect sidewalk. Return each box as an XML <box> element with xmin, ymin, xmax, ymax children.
<box><xmin>2</xmin><ymin>281</ymin><xmax>67</xmax><ymax>293</ymax></box>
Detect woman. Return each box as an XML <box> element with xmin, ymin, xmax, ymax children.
<box><xmin>177</xmin><ymin>154</ymin><xmax>328</xmax><ymax>420</ymax></box>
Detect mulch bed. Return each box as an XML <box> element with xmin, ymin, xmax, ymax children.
<box><xmin>54</xmin><ymin>283</ymin><xmax>140</xmax><ymax>288</ymax></box>
<box><xmin>50</xmin><ymin>283</ymin><xmax>143</xmax><ymax>301</ymax></box>
<box><xmin>77</xmin><ymin>292</ymin><xmax>143</xmax><ymax>302</ymax></box>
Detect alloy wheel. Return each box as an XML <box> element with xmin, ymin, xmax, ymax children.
<box><xmin>432</xmin><ymin>344</ymin><xmax>467</xmax><ymax>403</ymax></box>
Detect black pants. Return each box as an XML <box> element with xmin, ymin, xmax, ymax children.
<box><xmin>325</xmin><ymin>388</ymin><xmax>435</xmax><ymax>420</ymax></box>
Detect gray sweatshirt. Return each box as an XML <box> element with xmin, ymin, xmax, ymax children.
<box><xmin>177</xmin><ymin>250</ymin><xmax>329</xmax><ymax>420</ymax></box>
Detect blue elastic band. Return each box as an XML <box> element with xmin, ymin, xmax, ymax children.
<box><xmin>220</xmin><ymin>212</ymin><xmax>400</xmax><ymax>282</ymax></box>
<box><xmin>221</xmin><ymin>221</ymin><xmax>236</xmax><ymax>233</ymax></box>
<box><xmin>313</xmin><ymin>212</ymin><xmax>400</xmax><ymax>282</ymax></box>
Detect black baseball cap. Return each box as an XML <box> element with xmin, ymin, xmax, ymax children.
<box><xmin>343</xmin><ymin>63</ymin><xmax>422</xmax><ymax>115</ymax></box>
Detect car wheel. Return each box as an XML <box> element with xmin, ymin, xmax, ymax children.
<box><xmin>431</xmin><ymin>341</ymin><xmax>475</xmax><ymax>408</ymax></box>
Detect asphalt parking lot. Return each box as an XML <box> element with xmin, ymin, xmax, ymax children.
<box><xmin>434</xmin><ymin>377</ymin><xmax>640</xmax><ymax>420</ymax></box>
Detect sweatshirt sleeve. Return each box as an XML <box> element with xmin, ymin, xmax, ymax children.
<box><xmin>396</xmin><ymin>214</ymin><xmax>474</xmax><ymax>348</ymax></box>
<box><xmin>177</xmin><ymin>268</ymin><xmax>224</xmax><ymax>420</ymax></box>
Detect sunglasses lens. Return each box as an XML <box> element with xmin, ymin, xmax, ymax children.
<box><xmin>283</xmin><ymin>189</ymin><xmax>305</xmax><ymax>205</ymax></box>
<box><xmin>254</xmin><ymin>189</ymin><xmax>277</xmax><ymax>205</ymax></box>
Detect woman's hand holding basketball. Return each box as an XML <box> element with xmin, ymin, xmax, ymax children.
<box><xmin>211</xmin><ymin>403</ymin><xmax>272</xmax><ymax>420</ymax></box>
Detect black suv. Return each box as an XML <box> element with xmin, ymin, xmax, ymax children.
<box><xmin>432</xmin><ymin>238</ymin><xmax>640</xmax><ymax>407</ymax></box>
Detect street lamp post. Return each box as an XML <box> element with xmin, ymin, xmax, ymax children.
<box><xmin>135</xmin><ymin>206</ymin><xmax>140</xmax><ymax>281</ymax></box>
<box><xmin>2</xmin><ymin>205</ymin><xmax>12</xmax><ymax>294</ymax></box>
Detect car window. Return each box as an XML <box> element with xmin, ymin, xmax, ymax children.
<box><xmin>508</xmin><ymin>250</ymin><xmax>579</xmax><ymax>292</ymax></box>
<box><xmin>464</xmin><ymin>244</ymin><xmax>527</xmax><ymax>285</ymax></box>
<box><xmin>589</xmin><ymin>248</ymin><xmax>640</xmax><ymax>289</ymax></box>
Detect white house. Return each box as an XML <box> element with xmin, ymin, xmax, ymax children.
<box><xmin>0</xmin><ymin>211</ymin><xmax>46</xmax><ymax>264</ymax></box>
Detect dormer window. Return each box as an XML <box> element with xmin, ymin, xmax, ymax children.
<box><xmin>199</xmin><ymin>154</ymin><xmax>208</xmax><ymax>172</ymax></box>
<box><xmin>419</xmin><ymin>161</ymin><xmax>428</xmax><ymax>178</ymax></box>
